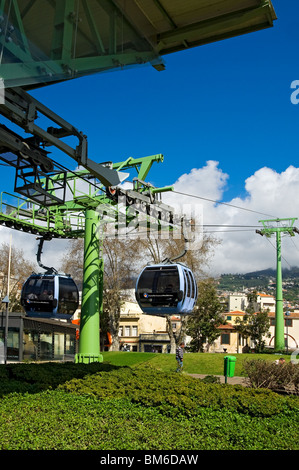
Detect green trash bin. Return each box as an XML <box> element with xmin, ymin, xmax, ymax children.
<box><xmin>224</xmin><ymin>356</ymin><xmax>236</xmax><ymax>378</ymax></box>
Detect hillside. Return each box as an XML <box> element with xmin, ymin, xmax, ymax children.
<box><xmin>217</xmin><ymin>267</ymin><xmax>299</xmax><ymax>304</ymax></box>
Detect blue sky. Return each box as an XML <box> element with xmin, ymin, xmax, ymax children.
<box><xmin>1</xmin><ymin>1</ymin><xmax>298</xmax><ymax>201</ymax></box>
<box><xmin>1</xmin><ymin>1</ymin><xmax>299</xmax><ymax>274</ymax></box>
<box><xmin>19</xmin><ymin>0</ymin><xmax>297</xmax><ymax>204</ymax></box>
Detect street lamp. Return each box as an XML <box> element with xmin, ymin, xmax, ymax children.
<box><xmin>2</xmin><ymin>235</ymin><xmax>12</xmax><ymax>364</ymax></box>
<box><xmin>2</xmin><ymin>295</ymin><xmax>9</xmax><ymax>364</ymax></box>
<box><xmin>285</xmin><ymin>310</ymin><xmax>291</xmax><ymax>353</ymax></box>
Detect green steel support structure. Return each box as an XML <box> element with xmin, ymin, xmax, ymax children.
<box><xmin>0</xmin><ymin>0</ymin><xmax>277</xmax><ymax>362</ymax></box>
<box><xmin>275</xmin><ymin>229</ymin><xmax>284</xmax><ymax>351</ymax></box>
<box><xmin>258</xmin><ymin>218</ymin><xmax>298</xmax><ymax>351</ymax></box>
<box><xmin>75</xmin><ymin>209</ymin><xmax>103</xmax><ymax>363</ymax></box>
<box><xmin>0</xmin><ymin>153</ymin><xmax>174</xmax><ymax>363</ymax></box>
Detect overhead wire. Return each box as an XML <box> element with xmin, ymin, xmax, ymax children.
<box><xmin>264</xmin><ymin>236</ymin><xmax>292</xmax><ymax>268</ymax></box>
<box><xmin>45</xmin><ymin>162</ymin><xmax>298</xmax><ymax>271</ymax></box>
<box><xmin>5</xmin><ymin>138</ymin><xmax>290</xmax><ymax>241</ymax></box>
<box><xmin>171</xmin><ymin>190</ymin><xmax>278</xmax><ymax>218</ymax></box>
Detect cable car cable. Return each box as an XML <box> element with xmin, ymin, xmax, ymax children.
<box><xmin>171</xmin><ymin>190</ymin><xmax>278</xmax><ymax>218</ymax></box>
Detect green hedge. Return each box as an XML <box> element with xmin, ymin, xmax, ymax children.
<box><xmin>0</xmin><ymin>362</ymin><xmax>298</xmax><ymax>450</ymax></box>
<box><xmin>58</xmin><ymin>365</ymin><xmax>299</xmax><ymax>418</ymax></box>
<box><xmin>0</xmin><ymin>362</ymin><xmax>116</xmax><ymax>395</ymax></box>
<box><xmin>0</xmin><ymin>390</ymin><xmax>297</xmax><ymax>450</ymax></box>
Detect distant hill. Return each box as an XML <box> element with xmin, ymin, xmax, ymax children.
<box><xmin>244</xmin><ymin>267</ymin><xmax>299</xmax><ymax>279</ymax></box>
<box><xmin>217</xmin><ymin>267</ymin><xmax>299</xmax><ymax>304</ymax></box>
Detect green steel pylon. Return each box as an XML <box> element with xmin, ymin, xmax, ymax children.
<box><xmin>0</xmin><ymin>153</ymin><xmax>174</xmax><ymax>363</ymax></box>
<box><xmin>75</xmin><ymin>209</ymin><xmax>104</xmax><ymax>364</ymax></box>
<box><xmin>257</xmin><ymin>218</ymin><xmax>298</xmax><ymax>351</ymax></box>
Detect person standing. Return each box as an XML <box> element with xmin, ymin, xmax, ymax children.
<box><xmin>176</xmin><ymin>342</ymin><xmax>184</xmax><ymax>373</ymax></box>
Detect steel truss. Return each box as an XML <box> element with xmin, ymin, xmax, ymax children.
<box><xmin>0</xmin><ymin>86</ymin><xmax>178</xmax><ymax>363</ymax></box>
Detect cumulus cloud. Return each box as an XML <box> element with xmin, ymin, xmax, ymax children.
<box><xmin>0</xmin><ymin>161</ymin><xmax>298</xmax><ymax>279</ymax></box>
<box><xmin>0</xmin><ymin>226</ymin><xmax>71</xmax><ymax>272</ymax></box>
<box><xmin>173</xmin><ymin>160</ymin><xmax>229</xmax><ymax>204</ymax></box>
<box><xmin>162</xmin><ymin>162</ymin><xmax>299</xmax><ymax>276</ymax></box>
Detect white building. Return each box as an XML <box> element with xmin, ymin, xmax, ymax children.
<box><xmin>118</xmin><ymin>299</ymin><xmax>170</xmax><ymax>353</ymax></box>
<box><xmin>228</xmin><ymin>293</ymin><xmax>248</xmax><ymax>312</ymax></box>
<box><xmin>209</xmin><ymin>310</ymin><xmax>299</xmax><ymax>353</ymax></box>
<box><xmin>228</xmin><ymin>292</ymin><xmax>275</xmax><ymax>313</ymax></box>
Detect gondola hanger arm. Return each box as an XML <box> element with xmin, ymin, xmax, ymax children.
<box><xmin>36</xmin><ymin>236</ymin><xmax>58</xmax><ymax>275</ymax></box>
<box><xmin>163</xmin><ymin>215</ymin><xmax>194</xmax><ymax>264</ymax></box>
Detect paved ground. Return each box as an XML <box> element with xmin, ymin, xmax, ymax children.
<box><xmin>188</xmin><ymin>374</ymin><xmax>249</xmax><ymax>386</ymax></box>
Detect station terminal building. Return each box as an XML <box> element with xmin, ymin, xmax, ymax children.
<box><xmin>0</xmin><ymin>296</ymin><xmax>172</xmax><ymax>362</ymax></box>
<box><xmin>0</xmin><ymin>312</ymin><xmax>78</xmax><ymax>362</ymax></box>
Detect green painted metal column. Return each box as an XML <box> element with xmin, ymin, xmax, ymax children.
<box><xmin>275</xmin><ymin>230</ymin><xmax>284</xmax><ymax>351</ymax></box>
<box><xmin>258</xmin><ymin>218</ymin><xmax>298</xmax><ymax>351</ymax></box>
<box><xmin>75</xmin><ymin>209</ymin><xmax>103</xmax><ymax>364</ymax></box>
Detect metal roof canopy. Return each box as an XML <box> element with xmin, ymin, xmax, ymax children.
<box><xmin>0</xmin><ymin>0</ymin><xmax>276</xmax><ymax>89</ymax></box>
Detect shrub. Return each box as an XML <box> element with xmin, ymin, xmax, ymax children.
<box><xmin>0</xmin><ymin>363</ymin><xmax>298</xmax><ymax>450</ymax></box>
<box><xmin>0</xmin><ymin>362</ymin><xmax>120</xmax><ymax>396</ymax></box>
<box><xmin>58</xmin><ymin>365</ymin><xmax>299</xmax><ymax>418</ymax></box>
<box><xmin>242</xmin><ymin>358</ymin><xmax>299</xmax><ymax>394</ymax></box>
<box><xmin>200</xmin><ymin>374</ymin><xmax>221</xmax><ymax>384</ymax></box>
<box><xmin>0</xmin><ymin>391</ymin><xmax>297</xmax><ymax>450</ymax></box>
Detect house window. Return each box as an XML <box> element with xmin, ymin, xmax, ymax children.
<box><xmin>132</xmin><ymin>326</ymin><xmax>138</xmax><ymax>336</ymax></box>
<box><xmin>285</xmin><ymin>319</ymin><xmax>292</xmax><ymax>327</ymax></box>
<box><xmin>124</xmin><ymin>326</ymin><xmax>131</xmax><ymax>337</ymax></box>
<box><xmin>270</xmin><ymin>318</ymin><xmax>275</xmax><ymax>326</ymax></box>
<box><xmin>226</xmin><ymin>316</ymin><xmax>231</xmax><ymax>321</ymax></box>
<box><xmin>118</xmin><ymin>326</ymin><xmax>123</xmax><ymax>337</ymax></box>
<box><xmin>221</xmin><ymin>333</ymin><xmax>230</xmax><ymax>345</ymax></box>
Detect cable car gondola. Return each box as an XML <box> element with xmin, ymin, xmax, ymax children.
<box><xmin>21</xmin><ymin>237</ymin><xmax>79</xmax><ymax>320</ymax></box>
<box><xmin>135</xmin><ymin>262</ymin><xmax>197</xmax><ymax>316</ymax></box>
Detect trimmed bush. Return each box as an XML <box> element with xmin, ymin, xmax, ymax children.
<box><xmin>58</xmin><ymin>365</ymin><xmax>299</xmax><ymax>418</ymax></box>
<box><xmin>0</xmin><ymin>362</ymin><xmax>298</xmax><ymax>450</ymax></box>
<box><xmin>0</xmin><ymin>362</ymin><xmax>120</xmax><ymax>396</ymax></box>
<box><xmin>242</xmin><ymin>358</ymin><xmax>299</xmax><ymax>394</ymax></box>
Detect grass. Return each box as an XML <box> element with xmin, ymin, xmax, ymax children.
<box><xmin>102</xmin><ymin>351</ymin><xmax>290</xmax><ymax>376</ymax></box>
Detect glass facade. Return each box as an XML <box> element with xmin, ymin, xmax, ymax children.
<box><xmin>0</xmin><ymin>327</ymin><xmax>19</xmax><ymax>361</ymax></box>
<box><xmin>1</xmin><ymin>314</ymin><xmax>77</xmax><ymax>362</ymax></box>
<box><xmin>23</xmin><ymin>330</ymin><xmax>39</xmax><ymax>361</ymax></box>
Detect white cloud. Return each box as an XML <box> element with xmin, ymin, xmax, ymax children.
<box><xmin>173</xmin><ymin>160</ymin><xmax>229</xmax><ymax>204</ymax></box>
<box><xmin>0</xmin><ymin>162</ymin><xmax>299</xmax><ymax>282</ymax></box>
<box><xmin>162</xmin><ymin>162</ymin><xmax>299</xmax><ymax>276</ymax></box>
<box><xmin>0</xmin><ymin>226</ymin><xmax>71</xmax><ymax>273</ymax></box>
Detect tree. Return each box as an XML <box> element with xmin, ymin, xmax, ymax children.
<box><xmin>101</xmin><ymin>238</ymin><xmax>140</xmax><ymax>351</ymax></box>
<box><xmin>60</xmin><ymin>238</ymin><xmax>83</xmax><ymax>287</ymax></box>
<box><xmin>234</xmin><ymin>291</ymin><xmax>272</xmax><ymax>352</ymax></box>
<box><xmin>246</xmin><ymin>290</ymin><xmax>259</xmax><ymax>313</ymax></box>
<box><xmin>60</xmin><ymin>237</ymin><xmax>141</xmax><ymax>351</ymax></box>
<box><xmin>234</xmin><ymin>310</ymin><xmax>271</xmax><ymax>352</ymax></box>
<box><xmin>0</xmin><ymin>242</ymin><xmax>36</xmax><ymax>312</ymax></box>
<box><xmin>187</xmin><ymin>278</ymin><xmax>225</xmax><ymax>352</ymax></box>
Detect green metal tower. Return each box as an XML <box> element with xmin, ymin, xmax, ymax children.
<box><xmin>257</xmin><ymin>218</ymin><xmax>298</xmax><ymax>351</ymax></box>
<box><xmin>0</xmin><ymin>86</ymin><xmax>177</xmax><ymax>364</ymax></box>
<box><xmin>0</xmin><ymin>0</ymin><xmax>277</xmax><ymax>364</ymax></box>
<box><xmin>0</xmin><ymin>153</ymin><xmax>175</xmax><ymax>364</ymax></box>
